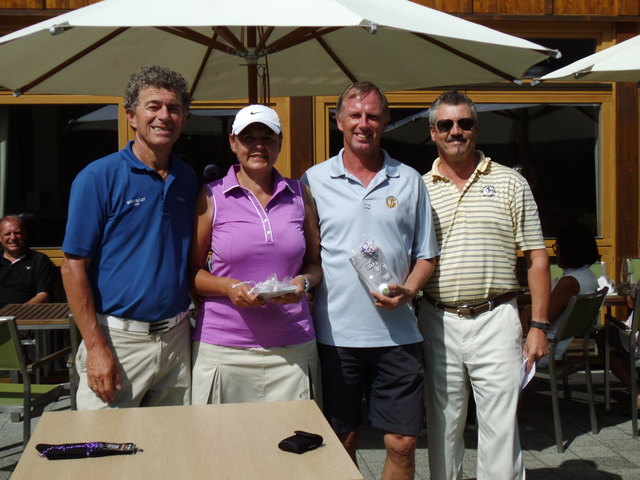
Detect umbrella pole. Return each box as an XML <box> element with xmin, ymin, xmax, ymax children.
<box><xmin>247</xmin><ymin>27</ymin><xmax>258</xmax><ymax>104</ymax></box>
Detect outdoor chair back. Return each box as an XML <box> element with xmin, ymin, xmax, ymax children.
<box><xmin>0</xmin><ymin>316</ymin><xmax>63</xmax><ymax>445</ymax></box>
<box><xmin>536</xmin><ymin>286</ymin><xmax>608</xmax><ymax>453</ymax></box>
<box><xmin>604</xmin><ymin>289</ymin><xmax>640</xmax><ymax>438</ymax></box>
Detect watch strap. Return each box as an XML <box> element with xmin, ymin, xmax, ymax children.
<box><xmin>530</xmin><ymin>320</ymin><xmax>550</xmax><ymax>333</ymax></box>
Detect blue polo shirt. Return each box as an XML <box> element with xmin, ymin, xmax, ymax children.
<box><xmin>62</xmin><ymin>141</ymin><xmax>197</xmax><ymax>321</ymax></box>
<box><xmin>301</xmin><ymin>149</ymin><xmax>439</xmax><ymax>347</ymax></box>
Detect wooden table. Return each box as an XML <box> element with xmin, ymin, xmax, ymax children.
<box><xmin>601</xmin><ymin>294</ymin><xmax>627</xmax><ymax>313</ymax></box>
<box><xmin>0</xmin><ymin>303</ymin><xmax>70</xmax><ymax>330</ymax></box>
<box><xmin>12</xmin><ymin>400</ymin><xmax>363</xmax><ymax>480</ymax></box>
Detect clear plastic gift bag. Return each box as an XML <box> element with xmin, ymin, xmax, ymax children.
<box><xmin>248</xmin><ymin>273</ymin><xmax>297</xmax><ymax>300</ymax></box>
<box><xmin>349</xmin><ymin>240</ymin><xmax>400</xmax><ymax>296</ymax></box>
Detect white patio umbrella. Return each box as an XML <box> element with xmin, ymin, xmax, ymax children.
<box><xmin>0</xmin><ymin>0</ymin><xmax>559</xmax><ymax>103</ymax></box>
<box><xmin>535</xmin><ymin>34</ymin><xmax>640</xmax><ymax>83</ymax></box>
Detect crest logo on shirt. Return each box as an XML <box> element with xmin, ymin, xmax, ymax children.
<box><xmin>385</xmin><ymin>196</ymin><xmax>398</xmax><ymax>209</ymax></box>
<box><xmin>482</xmin><ymin>186</ymin><xmax>496</xmax><ymax>197</ymax></box>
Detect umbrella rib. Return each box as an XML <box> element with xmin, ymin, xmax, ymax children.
<box><xmin>256</xmin><ymin>27</ymin><xmax>275</xmax><ymax>51</ymax></box>
<box><xmin>315</xmin><ymin>36</ymin><xmax>358</xmax><ymax>84</ymax></box>
<box><xmin>16</xmin><ymin>27</ymin><xmax>129</xmax><ymax>95</ymax></box>
<box><xmin>212</xmin><ymin>27</ymin><xmax>246</xmax><ymax>53</ymax></box>
<box><xmin>157</xmin><ymin>27</ymin><xmax>236</xmax><ymax>55</ymax></box>
<box><xmin>412</xmin><ymin>32</ymin><xmax>516</xmax><ymax>82</ymax></box>
<box><xmin>190</xmin><ymin>37</ymin><xmax>216</xmax><ymax>99</ymax></box>
<box><xmin>266</xmin><ymin>27</ymin><xmax>332</xmax><ymax>53</ymax></box>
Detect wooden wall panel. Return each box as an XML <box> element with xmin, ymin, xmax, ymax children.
<box><xmin>0</xmin><ymin>0</ymin><xmax>44</xmax><ymax>8</ymax></box>
<box><xmin>554</xmin><ymin>0</ymin><xmax>639</xmax><ymax>15</ymax></box>
<box><xmin>614</xmin><ymin>23</ymin><xmax>640</xmax><ymax>271</ymax></box>
<box><xmin>45</xmin><ymin>0</ymin><xmax>97</xmax><ymax>8</ymax></box>
<box><xmin>414</xmin><ymin>0</ymin><xmax>472</xmax><ymax>13</ymax></box>
<box><xmin>619</xmin><ymin>0</ymin><xmax>640</xmax><ymax>15</ymax></box>
<box><xmin>287</xmin><ymin>97</ymin><xmax>314</xmax><ymax>180</ymax></box>
<box><xmin>473</xmin><ymin>0</ymin><xmax>548</xmax><ymax>15</ymax></box>
<box><xmin>414</xmin><ymin>0</ymin><xmax>640</xmax><ymax>15</ymax></box>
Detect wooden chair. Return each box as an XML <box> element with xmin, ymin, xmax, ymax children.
<box><xmin>535</xmin><ymin>287</ymin><xmax>608</xmax><ymax>452</ymax></box>
<box><xmin>604</xmin><ymin>291</ymin><xmax>640</xmax><ymax>438</ymax></box>
<box><xmin>0</xmin><ymin>316</ymin><xmax>64</xmax><ymax>445</ymax></box>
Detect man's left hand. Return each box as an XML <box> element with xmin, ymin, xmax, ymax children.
<box><xmin>370</xmin><ymin>283</ymin><xmax>414</xmax><ymax>310</ymax></box>
<box><xmin>523</xmin><ymin>327</ymin><xmax>549</xmax><ymax>372</ymax></box>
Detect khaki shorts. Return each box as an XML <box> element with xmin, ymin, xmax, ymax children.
<box><xmin>191</xmin><ymin>339</ymin><xmax>321</xmax><ymax>406</ymax></box>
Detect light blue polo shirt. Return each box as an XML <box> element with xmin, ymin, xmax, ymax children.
<box><xmin>301</xmin><ymin>149</ymin><xmax>439</xmax><ymax>347</ymax></box>
<box><xmin>62</xmin><ymin>141</ymin><xmax>197</xmax><ymax>321</ymax></box>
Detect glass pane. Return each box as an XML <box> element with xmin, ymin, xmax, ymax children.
<box><xmin>174</xmin><ymin>108</ymin><xmax>240</xmax><ymax>184</ymax></box>
<box><xmin>0</xmin><ymin>105</ymin><xmax>243</xmax><ymax>248</ymax></box>
<box><xmin>328</xmin><ymin>102</ymin><xmax>600</xmax><ymax>238</ymax></box>
<box><xmin>522</xmin><ymin>38</ymin><xmax>597</xmax><ymax>78</ymax></box>
<box><xmin>1</xmin><ymin>104</ymin><xmax>118</xmax><ymax>247</ymax></box>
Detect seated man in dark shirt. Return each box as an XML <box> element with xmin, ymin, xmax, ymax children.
<box><xmin>0</xmin><ymin>215</ymin><xmax>53</xmax><ymax>307</ymax></box>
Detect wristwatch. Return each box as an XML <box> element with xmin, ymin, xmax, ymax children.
<box><xmin>530</xmin><ymin>321</ymin><xmax>550</xmax><ymax>334</ymax></box>
<box><xmin>299</xmin><ymin>275</ymin><xmax>310</xmax><ymax>293</ymax></box>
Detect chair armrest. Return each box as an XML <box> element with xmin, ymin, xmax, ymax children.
<box><xmin>27</xmin><ymin>345</ymin><xmax>72</xmax><ymax>371</ymax></box>
<box><xmin>604</xmin><ymin>313</ymin><xmax>631</xmax><ymax>333</ymax></box>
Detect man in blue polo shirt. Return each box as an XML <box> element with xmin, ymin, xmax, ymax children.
<box><xmin>302</xmin><ymin>82</ymin><xmax>438</xmax><ymax>480</ymax></box>
<box><xmin>61</xmin><ymin>65</ymin><xmax>197</xmax><ymax>409</ymax></box>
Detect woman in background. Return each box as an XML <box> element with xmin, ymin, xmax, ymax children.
<box><xmin>522</xmin><ymin>225</ymin><xmax>599</xmax><ymax>367</ymax></box>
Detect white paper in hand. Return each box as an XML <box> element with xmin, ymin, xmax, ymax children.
<box><xmin>520</xmin><ymin>357</ymin><xmax>536</xmax><ymax>391</ymax></box>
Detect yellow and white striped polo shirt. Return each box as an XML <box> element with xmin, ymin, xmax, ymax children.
<box><xmin>422</xmin><ymin>151</ymin><xmax>544</xmax><ymax>305</ymax></box>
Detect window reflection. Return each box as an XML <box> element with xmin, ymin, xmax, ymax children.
<box><xmin>174</xmin><ymin>108</ymin><xmax>239</xmax><ymax>185</ymax></box>
<box><xmin>0</xmin><ymin>104</ymin><xmax>118</xmax><ymax>247</ymax></box>
<box><xmin>0</xmin><ymin>105</ymin><xmax>242</xmax><ymax>247</ymax></box>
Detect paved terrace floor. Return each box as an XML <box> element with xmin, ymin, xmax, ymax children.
<box><xmin>0</xmin><ymin>372</ymin><xmax>638</xmax><ymax>479</ymax></box>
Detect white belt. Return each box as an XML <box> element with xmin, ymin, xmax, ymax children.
<box><xmin>97</xmin><ymin>312</ymin><xmax>187</xmax><ymax>334</ymax></box>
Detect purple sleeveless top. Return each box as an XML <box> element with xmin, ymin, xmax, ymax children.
<box><xmin>192</xmin><ymin>165</ymin><xmax>315</xmax><ymax>348</ymax></box>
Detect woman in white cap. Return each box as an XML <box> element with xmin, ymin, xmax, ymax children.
<box><xmin>188</xmin><ymin>105</ymin><xmax>322</xmax><ymax>405</ymax></box>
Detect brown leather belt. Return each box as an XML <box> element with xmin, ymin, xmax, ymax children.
<box><xmin>424</xmin><ymin>291</ymin><xmax>517</xmax><ymax>319</ymax></box>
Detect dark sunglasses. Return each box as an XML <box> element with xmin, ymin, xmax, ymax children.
<box><xmin>434</xmin><ymin>118</ymin><xmax>476</xmax><ymax>133</ymax></box>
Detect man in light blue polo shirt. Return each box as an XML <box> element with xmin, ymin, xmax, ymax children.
<box><xmin>302</xmin><ymin>81</ymin><xmax>438</xmax><ymax>480</ymax></box>
<box><xmin>61</xmin><ymin>65</ymin><xmax>197</xmax><ymax>409</ymax></box>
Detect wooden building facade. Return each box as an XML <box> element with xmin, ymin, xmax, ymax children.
<box><xmin>0</xmin><ymin>0</ymin><xmax>638</xmax><ymax>287</ymax></box>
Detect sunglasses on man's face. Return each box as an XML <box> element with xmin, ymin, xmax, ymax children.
<box><xmin>434</xmin><ymin>118</ymin><xmax>476</xmax><ymax>133</ymax></box>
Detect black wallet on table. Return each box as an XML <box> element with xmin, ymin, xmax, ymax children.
<box><xmin>278</xmin><ymin>430</ymin><xmax>323</xmax><ymax>454</ymax></box>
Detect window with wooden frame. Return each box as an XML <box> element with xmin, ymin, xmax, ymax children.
<box><xmin>0</xmin><ymin>94</ymin><xmax>293</xmax><ymax>257</ymax></box>
<box><xmin>314</xmin><ymin>87</ymin><xmax>615</xmax><ymax>270</ymax></box>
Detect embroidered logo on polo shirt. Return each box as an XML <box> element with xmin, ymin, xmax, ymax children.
<box><xmin>482</xmin><ymin>186</ymin><xmax>496</xmax><ymax>197</ymax></box>
<box><xmin>385</xmin><ymin>196</ymin><xmax>398</xmax><ymax>209</ymax></box>
<box><xmin>126</xmin><ymin>197</ymin><xmax>146</xmax><ymax>207</ymax></box>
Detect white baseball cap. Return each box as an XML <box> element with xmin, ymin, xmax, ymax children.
<box><xmin>231</xmin><ymin>104</ymin><xmax>281</xmax><ymax>135</ymax></box>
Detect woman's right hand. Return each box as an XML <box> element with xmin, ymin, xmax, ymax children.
<box><xmin>227</xmin><ymin>280</ymin><xmax>266</xmax><ymax>308</ymax></box>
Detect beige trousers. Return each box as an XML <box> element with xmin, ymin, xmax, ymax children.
<box><xmin>419</xmin><ymin>299</ymin><xmax>524</xmax><ymax>480</ymax></box>
<box><xmin>76</xmin><ymin>316</ymin><xmax>191</xmax><ymax>409</ymax></box>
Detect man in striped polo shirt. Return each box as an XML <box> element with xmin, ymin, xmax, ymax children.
<box><xmin>419</xmin><ymin>90</ymin><xmax>550</xmax><ymax>480</ymax></box>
